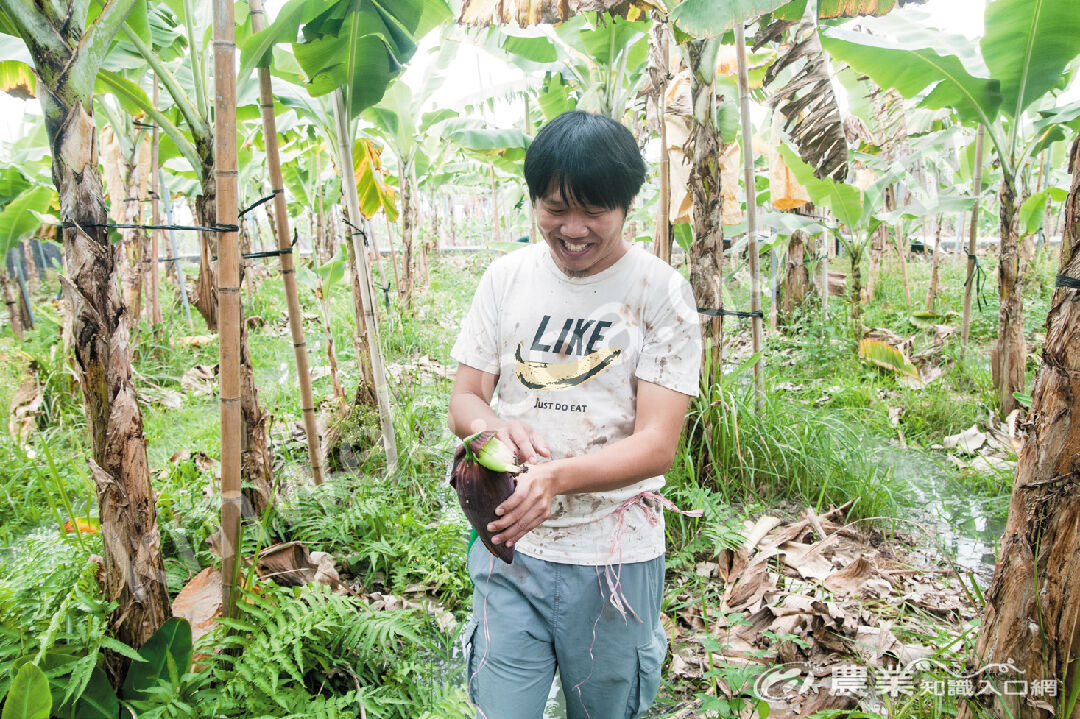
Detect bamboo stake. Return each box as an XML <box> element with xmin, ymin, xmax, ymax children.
<box><xmin>383</xmin><ymin>213</ymin><xmax>402</xmax><ymax>295</ymax></box>
<box><xmin>735</xmin><ymin>23</ymin><xmax>764</xmax><ymax>405</ymax></box>
<box><xmin>489</xmin><ymin>161</ymin><xmax>500</xmax><ymax>246</ymax></box>
<box><xmin>654</xmin><ymin>16</ymin><xmax>671</xmax><ymax>264</ymax></box>
<box><xmin>157</xmin><ymin>170</ymin><xmax>193</xmax><ymax>328</ymax></box>
<box><xmin>525</xmin><ymin>94</ymin><xmax>537</xmax><ymax>244</ymax></box>
<box><xmin>150</xmin><ymin>77</ymin><xmax>162</xmax><ymax>325</ymax></box>
<box><xmin>332</xmin><ymin>90</ymin><xmax>398</xmax><ymax>471</ymax></box>
<box><xmin>316</xmin><ymin>150</ymin><xmax>327</xmax><ymax>262</ymax></box>
<box><xmin>896</xmin><ymin>222</ymin><xmax>911</xmax><ymax>310</ymax></box>
<box><xmin>249</xmin><ymin>0</ymin><xmax>324</xmax><ymax>485</ymax></box>
<box><xmin>212</xmin><ymin>0</ymin><xmax>242</xmax><ymax>616</ymax></box>
<box><xmin>961</xmin><ymin>125</ymin><xmax>986</xmax><ymax>353</ymax></box>
<box><xmin>769</xmin><ymin>245</ymin><xmax>778</xmax><ymax>332</ymax></box>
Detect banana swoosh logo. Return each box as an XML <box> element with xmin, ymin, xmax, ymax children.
<box><xmin>514</xmin><ymin>343</ymin><xmax>621</xmax><ymax>391</ymax></box>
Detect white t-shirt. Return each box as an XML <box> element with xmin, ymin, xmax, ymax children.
<box><xmin>451</xmin><ymin>242</ymin><xmax>702</xmax><ymax>565</ymax></box>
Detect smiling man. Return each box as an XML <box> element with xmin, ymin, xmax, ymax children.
<box><xmin>448</xmin><ymin>110</ymin><xmax>702</xmax><ymax>719</ymax></box>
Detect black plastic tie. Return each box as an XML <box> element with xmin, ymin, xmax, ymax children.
<box><xmin>1057</xmin><ymin>274</ymin><xmax>1080</xmax><ymax>290</ymax></box>
<box><xmin>61</xmin><ymin>221</ymin><xmax>238</xmax><ymax>233</ymax></box>
<box><xmin>697</xmin><ymin>307</ymin><xmax>764</xmax><ymax>319</ymax></box>
<box><xmin>964</xmin><ymin>253</ymin><xmax>988</xmax><ymax>312</ymax></box>
<box><xmin>238</xmin><ymin>189</ymin><xmax>282</xmax><ymax>219</ymax></box>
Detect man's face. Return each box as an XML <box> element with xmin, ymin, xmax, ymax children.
<box><xmin>534</xmin><ymin>181</ymin><xmax>628</xmax><ymax>278</ymax></box>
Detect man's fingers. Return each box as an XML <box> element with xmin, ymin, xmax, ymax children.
<box><xmin>488</xmin><ymin>485</ymin><xmax>546</xmax><ymax>543</ymax></box>
<box><xmin>507</xmin><ymin>424</ymin><xmax>541</xmax><ymax>463</ymax></box>
<box><xmin>491</xmin><ymin>511</ymin><xmax>536</xmax><ymax>546</ymax></box>
<box><xmin>528</xmin><ymin>428</ymin><xmax>551</xmax><ymax>459</ymax></box>
<box><xmin>502</xmin><ymin>507</ymin><xmax>546</xmax><ymax>546</ymax></box>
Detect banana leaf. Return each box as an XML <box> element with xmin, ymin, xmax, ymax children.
<box><xmin>858</xmin><ymin>338</ymin><xmax>920</xmax><ymax>380</ymax></box>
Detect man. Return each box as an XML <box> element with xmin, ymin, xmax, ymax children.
<box><xmin>449</xmin><ymin>110</ymin><xmax>701</xmax><ymax>719</ymax></box>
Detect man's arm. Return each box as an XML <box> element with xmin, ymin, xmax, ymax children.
<box><xmin>487</xmin><ymin>379</ymin><xmax>692</xmax><ymax>548</ymax></box>
<box><xmin>448</xmin><ymin>363</ymin><xmax>549</xmax><ymax>464</ymax></box>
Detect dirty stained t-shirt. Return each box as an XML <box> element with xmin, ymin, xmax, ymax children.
<box><xmin>451</xmin><ymin>242</ymin><xmax>702</xmax><ymax>565</ymax></box>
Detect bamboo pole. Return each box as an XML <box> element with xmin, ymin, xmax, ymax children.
<box><xmin>157</xmin><ymin>170</ymin><xmax>193</xmax><ymax>328</ymax></box>
<box><xmin>735</xmin><ymin>23</ymin><xmax>763</xmax><ymax>405</ymax></box>
<box><xmin>332</xmin><ymin>90</ymin><xmax>398</xmax><ymax>471</ymax></box>
<box><xmin>489</xmin><ymin>161</ymin><xmax>500</xmax><ymax>246</ymax></box>
<box><xmin>212</xmin><ymin>0</ymin><xmax>242</xmax><ymax>616</ymax></box>
<box><xmin>383</xmin><ymin>213</ymin><xmax>402</xmax><ymax>295</ymax></box>
<box><xmin>249</xmin><ymin>0</ymin><xmax>324</xmax><ymax>485</ymax></box>
<box><xmin>150</xmin><ymin>77</ymin><xmax>162</xmax><ymax>325</ymax></box>
<box><xmin>769</xmin><ymin>245</ymin><xmax>778</xmax><ymax>331</ymax></box>
<box><xmin>654</xmin><ymin>16</ymin><xmax>671</xmax><ymax>264</ymax></box>
<box><xmin>525</xmin><ymin>94</ymin><xmax>537</xmax><ymax>244</ymax></box>
<box><xmin>961</xmin><ymin>125</ymin><xmax>986</xmax><ymax>353</ymax></box>
<box><xmin>896</xmin><ymin>222</ymin><xmax>911</xmax><ymax>310</ymax></box>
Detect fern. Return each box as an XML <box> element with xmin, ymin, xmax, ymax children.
<box><xmin>266</xmin><ymin>474</ymin><xmax>470</xmax><ymax>608</ymax></box>
<box><xmin>167</xmin><ymin>582</ymin><xmax>457</xmax><ymax>718</ymax></box>
<box><xmin>0</xmin><ymin>532</ymin><xmax>112</xmax><ymax>702</ymax></box>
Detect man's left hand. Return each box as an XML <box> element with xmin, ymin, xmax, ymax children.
<box><xmin>488</xmin><ymin>461</ymin><xmax>560</xmax><ymax>548</ymax></box>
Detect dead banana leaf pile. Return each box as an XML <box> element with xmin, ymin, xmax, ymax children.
<box><xmin>664</xmin><ymin>503</ymin><xmax>977</xmax><ymax>718</ymax></box>
<box><xmin>8</xmin><ymin>372</ymin><xmax>43</xmax><ymax>441</ymax></box>
<box><xmin>172</xmin><ymin>542</ymin><xmax>457</xmax><ymax>649</ymax></box>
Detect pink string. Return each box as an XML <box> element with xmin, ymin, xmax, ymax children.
<box><xmin>568</xmin><ymin>568</ymin><xmax>603</xmax><ymax>719</ymax></box>
<box><xmin>604</xmin><ymin>491</ymin><xmax>702</xmax><ymax>620</ymax></box>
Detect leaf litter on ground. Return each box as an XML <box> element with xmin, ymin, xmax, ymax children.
<box><xmin>172</xmin><ymin>540</ymin><xmax>455</xmax><ymax>651</ymax></box>
<box><xmin>663</xmin><ymin>501</ymin><xmax>978</xmax><ymax>717</ymax></box>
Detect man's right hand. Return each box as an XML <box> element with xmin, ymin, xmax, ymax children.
<box><xmin>496</xmin><ymin>420</ymin><xmax>550</xmax><ymax>466</ymax></box>
<box><xmin>448</xmin><ymin>364</ymin><xmax>551</xmax><ymax>466</ymax></box>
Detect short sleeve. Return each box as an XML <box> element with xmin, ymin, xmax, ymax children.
<box><xmin>451</xmin><ymin>267</ymin><xmax>501</xmax><ymax>374</ymax></box>
<box><xmin>634</xmin><ymin>269</ymin><xmax>702</xmax><ymax>396</ymax></box>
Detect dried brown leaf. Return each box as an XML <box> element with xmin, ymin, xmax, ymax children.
<box><xmin>8</xmin><ymin>374</ymin><xmax>43</xmax><ymax>441</ymax></box>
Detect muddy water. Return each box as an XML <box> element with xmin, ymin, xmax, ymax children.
<box><xmin>878</xmin><ymin>444</ymin><xmax>1006</xmax><ymax>587</ymax></box>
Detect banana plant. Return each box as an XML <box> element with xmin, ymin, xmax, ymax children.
<box><xmin>486</xmin><ymin>13</ymin><xmax>651</xmax><ymax>121</ymax></box>
<box><xmin>242</xmin><ymin>0</ymin><xmax>452</xmax><ymax>471</ymax></box>
<box><xmin>0</xmin><ymin>0</ymin><xmax>172</xmax><ymax>676</ymax></box>
<box><xmin>96</xmin><ymin>0</ymin><xmax>220</xmax><ymax>329</ymax></box>
<box><xmin>444</xmin><ymin>117</ymin><xmax>531</xmax><ymax>253</ymax></box>
<box><xmin>778</xmin><ymin>144</ymin><xmax>907</xmax><ymax>337</ymax></box>
<box><xmin>0</xmin><ymin>183</ymin><xmax>54</xmax><ymax>341</ymax></box>
<box><xmin>363</xmin><ymin>72</ymin><xmax>459</xmax><ymax>305</ymax></box>
<box><xmin>821</xmin><ymin>0</ymin><xmax>1080</xmax><ymax>415</ymax></box>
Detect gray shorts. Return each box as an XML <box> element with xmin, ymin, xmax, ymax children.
<box><xmin>461</xmin><ymin>540</ymin><xmax>667</xmax><ymax>719</ymax></box>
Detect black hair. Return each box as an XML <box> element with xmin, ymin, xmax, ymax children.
<box><xmin>523</xmin><ymin>110</ymin><xmax>646</xmax><ymax>212</ymax></box>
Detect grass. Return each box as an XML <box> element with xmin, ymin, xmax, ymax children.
<box><xmin>678</xmin><ymin>378</ymin><xmax>904</xmax><ymax>522</ymax></box>
<box><xmin>0</xmin><ymin>232</ymin><xmax>1063</xmax><ymax>718</ymax></box>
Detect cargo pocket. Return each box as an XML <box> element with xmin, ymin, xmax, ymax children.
<box><xmin>627</xmin><ymin>626</ymin><xmax>667</xmax><ymax>719</ymax></box>
<box><xmin>460</xmin><ymin>613</ymin><xmax>481</xmax><ymax>705</ymax></box>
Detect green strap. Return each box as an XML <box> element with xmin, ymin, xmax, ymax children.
<box><xmin>468</xmin><ymin>527</ymin><xmax>478</xmax><ymax>554</ymax></box>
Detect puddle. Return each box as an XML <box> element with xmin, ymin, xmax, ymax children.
<box><xmin>877</xmin><ymin>444</ymin><xmax>1006</xmax><ymax>587</ymax></box>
